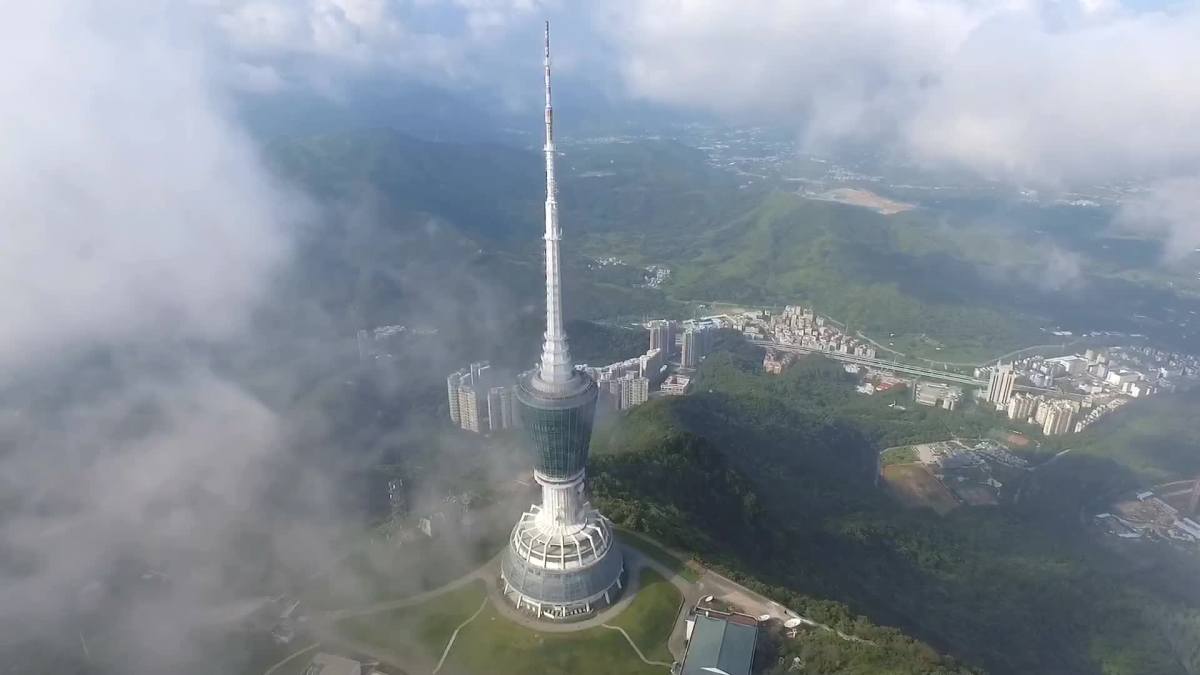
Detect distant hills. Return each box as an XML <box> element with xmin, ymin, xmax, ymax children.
<box><xmin>260</xmin><ymin>126</ymin><xmax>1200</xmax><ymax>365</ymax></box>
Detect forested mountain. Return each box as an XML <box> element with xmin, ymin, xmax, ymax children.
<box><xmin>591</xmin><ymin>343</ymin><xmax>1198</xmax><ymax>675</ymax></box>
<box><xmin>261</xmin><ymin>128</ymin><xmax>1200</xmax><ymax>366</ymax></box>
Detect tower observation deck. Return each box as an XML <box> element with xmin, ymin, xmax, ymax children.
<box><xmin>499</xmin><ymin>22</ymin><xmax>624</xmax><ymax>619</ymax></box>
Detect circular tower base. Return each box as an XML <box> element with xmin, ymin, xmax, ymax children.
<box><xmin>500</xmin><ymin>504</ymin><xmax>624</xmax><ymax>620</ymax></box>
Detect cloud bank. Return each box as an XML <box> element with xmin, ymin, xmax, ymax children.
<box><xmin>607</xmin><ymin>0</ymin><xmax>1200</xmax><ymax>185</ymax></box>
<box><xmin>0</xmin><ymin>3</ymin><xmax>313</xmax><ymax>672</ymax></box>
<box><xmin>603</xmin><ymin>0</ymin><xmax>1200</xmax><ymax>254</ymax></box>
<box><xmin>0</xmin><ymin>2</ymin><xmax>294</xmax><ymax>369</ymax></box>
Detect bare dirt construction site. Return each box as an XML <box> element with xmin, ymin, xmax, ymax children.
<box><xmin>881</xmin><ymin>464</ymin><xmax>960</xmax><ymax>515</ymax></box>
<box><xmin>804</xmin><ymin>187</ymin><xmax>916</xmax><ymax>215</ymax></box>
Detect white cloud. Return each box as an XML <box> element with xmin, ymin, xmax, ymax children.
<box><xmin>905</xmin><ymin>5</ymin><xmax>1200</xmax><ymax>184</ymax></box>
<box><xmin>604</xmin><ymin>0</ymin><xmax>979</xmax><ymax>143</ymax></box>
<box><xmin>0</xmin><ymin>3</ymin><xmax>319</xmax><ymax>671</ymax></box>
<box><xmin>1118</xmin><ymin>175</ymin><xmax>1200</xmax><ymax>260</ymax></box>
<box><xmin>607</xmin><ymin>0</ymin><xmax>1200</xmax><ymax>187</ymax></box>
<box><xmin>208</xmin><ymin>0</ymin><xmax>547</xmax><ymax>84</ymax></box>
<box><xmin>0</xmin><ymin>2</ymin><xmax>294</xmax><ymax>369</ymax></box>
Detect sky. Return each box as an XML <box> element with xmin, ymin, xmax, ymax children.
<box><xmin>0</xmin><ymin>1</ymin><xmax>1197</xmax><ymax>672</ymax></box>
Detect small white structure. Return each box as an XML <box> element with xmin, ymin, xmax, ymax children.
<box><xmin>305</xmin><ymin>653</ymin><xmax>362</xmax><ymax>675</ymax></box>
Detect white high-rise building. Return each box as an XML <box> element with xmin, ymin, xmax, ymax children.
<box><xmin>1007</xmin><ymin>392</ymin><xmax>1038</xmax><ymax>421</ymax></box>
<box><xmin>639</xmin><ymin>347</ymin><xmax>663</xmax><ymax>380</ymax></box>
<box><xmin>648</xmin><ymin>321</ymin><xmax>672</xmax><ymax>355</ymax></box>
<box><xmin>447</xmin><ymin>370</ymin><xmax>467</xmax><ymax>424</ymax></box>
<box><xmin>501</xmin><ymin>386</ymin><xmax>516</xmax><ymax>428</ymax></box>
<box><xmin>987</xmin><ymin>363</ymin><xmax>1016</xmax><ymax>409</ymax></box>
<box><xmin>681</xmin><ymin>329</ymin><xmax>699</xmax><ymax>368</ymax></box>
<box><xmin>617</xmin><ymin>372</ymin><xmax>649</xmax><ymax>410</ymax></box>
<box><xmin>1034</xmin><ymin>399</ymin><xmax>1052</xmax><ymax>424</ymax></box>
<box><xmin>458</xmin><ymin>384</ymin><xmax>483</xmax><ymax>432</ymax></box>
<box><xmin>471</xmin><ymin>361</ymin><xmax>491</xmax><ymax>384</ymax></box>
<box><xmin>1043</xmin><ymin>401</ymin><xmax>1075</xmax><ymax>436</ymax></box>
<box><xmin>487</xmin><ymin>387</ymin><xmax>506</xmax><ymax>432</ymax></box>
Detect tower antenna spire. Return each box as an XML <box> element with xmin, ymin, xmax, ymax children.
<box><xmin>538</xmin><ymin>19</ymin><xmax>572</xmax><ymax>385</ymax></box>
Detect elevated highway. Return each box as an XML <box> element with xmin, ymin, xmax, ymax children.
<box><xmin>750</xmin><ymin>340</ymin><xmax>1082</xmax><ymax>399</ymax></box>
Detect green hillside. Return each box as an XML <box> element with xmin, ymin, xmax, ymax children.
<box><xmin>591</xmin><ymin>347</ymin><xmax>1198</xmax><ymax>675</ymax></box>
<box><xmin>663</xmin><ymin>193</ymin><xmax>1043</xmax><ymax>362</ymax></box>
<box><xmin>263</xmin><ymin>131</ymin><xmax>1200</xmax><ymax>362</ymax></box>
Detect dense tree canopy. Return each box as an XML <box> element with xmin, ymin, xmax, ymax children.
<box><xmin>591</xmin><ymin>348</ymin><xmax>1198</xmax><ymax>675</ymax></box>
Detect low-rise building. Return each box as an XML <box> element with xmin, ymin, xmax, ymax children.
<box><xmin>914</xmin><ymin>381</ymin><xmax>963</xmax><ymax>410</ymax></box>
<box><xmin>660</xmin><ymin>374</ymin><xmax>692</xmax><ymax>395</ymax></box>
<box><xmin>304</xmin><ymin>653</ymin><xmax>362</xmax><ymax>675</ymax></box>
<box><xmin>681</xmin><ymin>607</ymin><xmax>760</xmax><ymax>675</ymax></box>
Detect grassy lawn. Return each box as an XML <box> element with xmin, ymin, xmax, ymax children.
<box><xmin>444</xmin><ymin>604</ymin><xmax>667</xmax><ymax>675</ymax></box>
<box><xmin>303</xmin><ymin>528</ymin><xmax>506</xmax><ymax>611</ymax></box>
<box><xmin>333</xmin><ymin>580</ymin><xmax>486</xmax><ymax>658</ymax></box>
<box><xmin>611</xmin><ymin>568</ymin><xmax>681</xmax><ymax>663</ymax></box>
<box><xmin>616</xmin><ymin>528</ymin><xmax>702</xmax><ymax>583</ymax></box>
<box><xmin>879</xmin><ymin>445</ymin><xmax>918</xmax><ymax>466</ymax></box>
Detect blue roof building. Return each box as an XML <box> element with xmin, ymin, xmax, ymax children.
<box><xmin>680</xmin><ymin>608</ymin><xmax>760</xmax><ymax>675</ymax></box>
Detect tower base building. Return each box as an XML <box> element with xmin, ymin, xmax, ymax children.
<box><xmin>500</xmin><ymin>370</ymin><xmax>624</xmax><ymax>619</ymax></box>
<box><xmin>500</xmin><ymin>486</ymin><xmax>624</xmax><ymax>618</ymax></box>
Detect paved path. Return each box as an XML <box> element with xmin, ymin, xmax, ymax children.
<box><xmin>600</xmin><ymin>624</ymin><xmax>672</xmax><ymax>668</ymax></box>
<box><xmin>263</xmin><ymin>642</ymin><xmax>318</xmax><ymax>675</ymax></box>
<box><xmin>432</xmin><ymin>595</ymin><xmax>489</xmax><ymax>674</ymax></box>
<box><xmin>324</xmin><ymin>551</ymin><xmax>502</xmax><ymax>621</ymax></box>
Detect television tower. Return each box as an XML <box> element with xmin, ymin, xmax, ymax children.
<box><xmin>499</xmin><ymin>21</ymin><xmax>624</xmax><ymax>619</ymax></box>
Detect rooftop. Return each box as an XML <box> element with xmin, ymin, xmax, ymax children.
<box><xmin>681</xmin><ymin>610</ymin><xmax>759</xmax><ymax>675</ymax></box>
<box><xmin>304</xmin><ymin>653</ymin><xmax>362</xmax><ymax>675</ymax></box>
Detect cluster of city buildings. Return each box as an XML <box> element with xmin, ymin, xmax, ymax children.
<box><xmin>581</xmin><ymin>347</ymin><xmax>662</xmax><ymax>411</ymax></box>
<box><xmin>584</xmin><ymin>256</ymin><xmax>672</xmax><ymax>288</ymax></box>
<box><xmin>738</xmin><ymin>304</ymin><xmax>1198</xmax><ymax>440</ymax></box>
<box><xmin>444</xmin><ymin>315</ymin><xmax>727</xmax><ymax>430</ymax></box>
<box><xmin>446</xmin><ymin>361</ymin><xmax>521</xmax><ymax>434</ymax></box>
<box><xmin>649</xmin><ymin>318</ymin><xmax>719</xmax><ymax>369</ymax></box>
<box><xmin>445</xmin><ymin>317</ymin><xmax>718</xmax><ymax>430</ymax></box>
<box><xmin>981</xmin><ymin>346</ymin><xmax>1198</xmax><ymax>435</ymax></box>
<box><xmin>581</xmin><ymin>317</ymin><xmax>717</xmax><ymax>406</ymax></box>
<box><xmin>738</xmin><ymin>305</ymin><xmax>877</xmax><ymax>359</ymax></box>
<box><xmin>643</xmin><ymin>264</ymin><xmax>671</xmax><ymax>287</ymax></box>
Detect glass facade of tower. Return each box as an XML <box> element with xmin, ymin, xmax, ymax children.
<box><xmin>502</xmin><ymin>541</ymin><xmax>624</xmax><ymax>605</ymax></box>
<box><xmin>515</xmin><ymin>372</ymin><xmax>598</xmax><ymax>479</ymax></box>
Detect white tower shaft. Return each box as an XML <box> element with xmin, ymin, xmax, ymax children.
<box><xmin>539</xmin><ymin>21</ymin><xmax>572</xmax><ymax>386</ymax></box>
